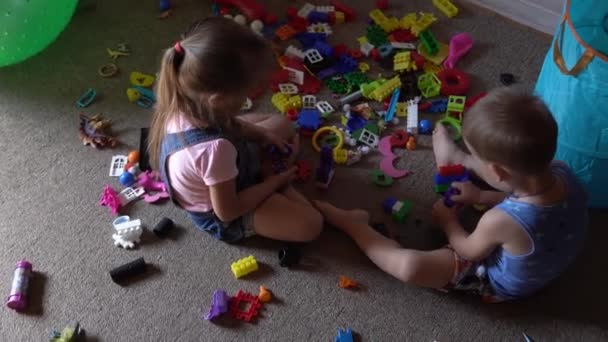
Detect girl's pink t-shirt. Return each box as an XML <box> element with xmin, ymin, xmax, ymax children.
<box><xmin>166</xmin><ymin>115</ymin><xmax>238</xmax><ymax>212</ymax></box>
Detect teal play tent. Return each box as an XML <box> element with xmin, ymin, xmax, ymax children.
<box><xmin>535</xmin><ymin>0</ymin><xmax>608</xmax><ymax>207</ymax></box>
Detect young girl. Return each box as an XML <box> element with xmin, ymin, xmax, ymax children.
<box><xmin>315</xmin><ymin>88</ymin><xmax>588</xmax><ymax>302</ymax></box>
<box><xmin>148</xmin><ymin>18</ymin><xmax>323</xmax><ymax>243</ymax></box>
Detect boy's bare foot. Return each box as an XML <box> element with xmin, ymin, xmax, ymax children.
<box><xmin>313</xmin><ymin>201</ymin><xmax>369</xmax><ymax>230</ymax></box>
<box><xmin>432</xmin><ymin>123</ymin><xmax>468</xmax><ymax>167</ymax></box>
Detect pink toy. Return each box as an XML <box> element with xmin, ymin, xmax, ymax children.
<box><xmin>214</xmin><ymin>0</ymin><xmax>277</xmax><ymax>24</ymax></box>
<box><xmin>444</xmin><ymin>33</ymin><xmax>473</xmax><ymax>69</ymax></box>
<box><xmin>99</xmin><ymin>184</ymin><xmax>122</xmax><ymax>215</ymax></box>
<box><xmin>378</xmin><ymin>136</ymin><xmax>410</xmax><ymax>178</ymax></box>
<box><xmin>137</xmin><ymin>171</ymin><xmax>169</xmax><ymax>203</ymax></box>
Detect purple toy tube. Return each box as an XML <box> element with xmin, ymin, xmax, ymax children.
<box><xmin>6</xmin><ymin>260</ymin><xmax>32</xmax><ymax>311</ymax></box>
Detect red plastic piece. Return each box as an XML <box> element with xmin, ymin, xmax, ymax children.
<box><xmin>376</xmin><ymin>0</ymin><xmax>389</xmax><ymax>10</ymax></box>
<box><xmin>389</xmin><ymin>130</ymin><xmax>408</xmax><ymax>147</ymax></box>
<box><xmin>328</xmin><ymin>12</ymin><xmax>337</xmax><ymax>25</ymax></box>
<box><xmin>301</xmin><ymin>75</ymin><xmax>322</xmax><ymax>94</ymax></box>
<box><xmin>330</xmin><ymin>0</ymin><xmax>356</xmax><ymax>21</ymax></box>
<box><xmin>249</xmin><ymin>86</ymin><xmax>265</xmax><ymax>99</ymax></box>
<box><xmin>370</xmin><ymin>48</ymin><xmax>381</xmax><ymax>61</ymax></box>
<box><xmin>265</xmin><ymin>13</ymin><xmax>278</xmax><ymax>25</ymax></box>
<box><xmin>439</xmin><ymin>164</ymin><xmax>465</xmax><ymax>176</ymax></box>
<box><xmin>411</xmin><ymin>51</ymin><xmax>426</xmax><ymax>69</ymax></box>
<box><xmin>215</xmin><ymin>0</ymin><xmax>270</xmax><ymax>23</ymax></box>
<box><xmin>295</xmin><ymin>160</ymin><xmax>312</xmax><ymax>182</ymax></box>
<box><xmin>438</xmin><ymin>69</ymin><xmax>471</xmax><ymax>96</ymax></box>
<box><xmin>229</xmin><ymin>290</ymin><xmax>262</xmax><ymax>322</ymax></box>
<box><xmin>219</xmin><ymin>7</ymin><xmax>231</xmax><ymax>16</ymax></box>
<box><xmin>269</xmin><ymin>69</ymin><xmax>290</xmax><ymax>91</ymax></box>
<box><xmin>465</xmin><ymin>92</ymin><xmax>487</xmax><ymax>110</ymax></box>
<box><xmin>333</xmin><ymin>44</ymin><xmax>350</xmax><ymax>57</ymax></box>
<box><xmin>390</xmin><ymin>29</ymin><xmax>416</xmax><ymax>43</ymax></box>
<box><xmin>289</xmin><ymin>17</ymin><xmax>309</xmax><ymax>32</ymax></box>
<box><xmin>286</xmin><ymin>108</ymin><xmax>299</xmax><ymax>121</ymax></box>
<box><xmin>418</xmin><ymin>102</ymin><xmax>432</xmax><ymax>112</ymax></box>
<box><xmin>348</xmin><ymin>49</ymin><xmax>363</xmax><ymax>60</ymax></box>
<box><xmin>286</xmin><ymin>6</ymin><xmax>298</xmax><ymax>20</ymax></box>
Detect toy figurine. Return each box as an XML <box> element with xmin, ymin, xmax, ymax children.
<box><xmin>77</xmin><ymin>114</ymin><xmax>117</xmax><ymax>149</ymax></box>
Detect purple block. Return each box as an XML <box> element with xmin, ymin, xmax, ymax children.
<box><xmin>313</xmin><ymin>40</ymin><xmax>334</xmax><ymax>57</ymax></box>
<box><xmin>204</xmin><ymin>289</ymin><xmax>229</xmax><ymax>320</ymax></box>
<box><xmin>443</xmin><ymin>187</ymin><xmax>461</xmax><ymax>208</ymax></box>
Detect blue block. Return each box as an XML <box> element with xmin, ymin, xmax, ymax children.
<box><xmin>346</xmin><ymin>115</ymin><xmax>367</xmax><ymax>132</ymax></box>
<box><xmin>382</xmin><ymin>197</ymin><xmax>397</xmax><ymax>214</ymax></box>
<box><xmin>336</xmin><ymin>55</ymin><xmax>358</xmax><ymax>74</ymax></box>
<box><xmin>335</xmin><ymin>328</ymin><xmax>354</xmax><ymax>342</ymax></box>
<box><xmin>308</xmin><ymin>11</ymin><xmax>330</xmax><ymax>23</ymax></box>
<box><xmin>297</xmin><ymin>109</ymin><xmax>322</xmax><ymax>131</ymax></box>
<box><xmin>296</xmin><ymin>32</ymin><xmax>327</xmax><ymax>49</ymax></box>
<box><xmin>313</xmin><ymin>40</ymin><xmax>333</xmax><ymax>57</ymax></box>
<box><xmin>427</xmin><ymin>99</ymin><xmax>448</xmax><ymax>113</ymax></box>
<box><xmin>434</xmin><ymin>171</ymin><xmax>469</xmax><ymax>185</ymax></box>
<box><xmin>317</xmin><ymin>67</ymin><xmax>338</xmax><ymax>79</ymax></box>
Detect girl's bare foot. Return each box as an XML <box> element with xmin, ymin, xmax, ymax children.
<box><xmin>432</xmin><ymin>123</ymin><xmax>468</xmax><ymax>167</ymax></box>
<box><xmin>313</xmin><ymin>201</ymin><xmax>369</xmax><ymax>230</ymax></box>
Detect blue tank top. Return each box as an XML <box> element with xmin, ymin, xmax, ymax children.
<box><xmin>485</xmin><ymin>162</ymin><xmax>588</xmax><ymax>300</ymax></box>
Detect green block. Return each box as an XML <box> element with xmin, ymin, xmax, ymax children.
<box><xmin>447</xmin><ymin>95</ymin><xmax>466</xmax><ymax>113</ymax></box>
<box><xmin>371</xmin><ymin>169</ymin><xmax>394</xmax><ymax>187</ymax></box>
<box><xmin>420</xmin><ymin>30</ymin><xmax>439</xmax><ymax>56</ymax></box>
<box><xmin>366</xmin><ymin>24</ymin><xmax>389</xmax><ymax>46</ymax></box>
<box><xmin>392</xmin><ymin>200</ymin><xmax>413</xmax><ymax>223</ymax></box>
<box><xmin>344</xmin><ymin>72</ymin><xmax>370</xmax><ymax>88</ymax></box>
<box><xmin>434</xmin><ymin>184</ymin><xmax>449</xmax><ymax>193</ymax></box>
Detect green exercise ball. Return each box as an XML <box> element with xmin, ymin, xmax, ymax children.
<box><xmin>0</xmin><ymin>0</ymin><xmax>78</xmax><ymax>67</ymax></box>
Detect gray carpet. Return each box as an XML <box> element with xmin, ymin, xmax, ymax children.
<box><xmin>1</xmin><ymin>0</ymin><xmax>607</xmax><ymax>341</ymax></box>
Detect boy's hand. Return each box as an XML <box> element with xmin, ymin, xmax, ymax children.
<box><xmin>451</xmin><ymin>181</ymin><xmax>481</xmax><ymax>205</ymax></box>
<box><xmin>432</xmin><ymin>199</ymin><xmax>459</xmax><ymax>229</ymax></box>
<box><xmin>263</xmin><ymin>131</ymin><xmax>290</xmax><ymax>153</ymax></box>
<box><xmin>268</xmin><ymin>166</ymin><xmax>297</xmax><ymax>189</ymax></box>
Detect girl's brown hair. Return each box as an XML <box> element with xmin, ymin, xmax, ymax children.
<box><xmin>148</xmin><ymin>17</ymin><xmax>274</xmax><ymax>169</ymax></box>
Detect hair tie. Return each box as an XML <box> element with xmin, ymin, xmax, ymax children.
<box><xmin>174</xmin><ymin>41</ymin><xmax>184</xmax><ymax>54</ymax></box>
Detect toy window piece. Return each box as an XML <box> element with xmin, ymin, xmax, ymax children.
<box><xmin>119</xmin><ymin>187</ymin><xmax>145</xmax><ymax>205</ymax></box>
<box><xmin>305</xmin><ymin>49</ymin><xmax>324</xmax><ymax>64</ymax></box>
<box><xmin>284</xmin><ymin>66</ymin><xmax>305</xmax><ymax>85</ymax></box>
<box><xmin>316</xmin><ymin>101</ymin><xmax>334</xmax><ymax>115</ymax></box>
<box><xmin>302</xmin><ymin>95</ymin><xmax>317</xmax><ymax>108</ymax></box>
<box><xmin>278</xmin><ymin>83</ymin><xmax>299</xmax><ymax>94</ymax></box>
<box><xmin>109</xmin><ymin>155</ymin><xmax>128</xmax><ymax>177</ymax></box>
<box><xmin>358</xmin><ymin>128</ymin><xmax>379</xmax><ymax>148</ymax></box>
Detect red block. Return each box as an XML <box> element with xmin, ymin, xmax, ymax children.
<box><xmin>289</xmin><ymin>17</ymin><xmax>309</xmax><ymax>32</ymax></box>
<box><xmin>348</xmin><ymin>49</ymin><xmax>363</xmax><ymax>60</ymax></box>
<box><xmin>419</xmin><ymin>102</ymin><xmax>432</xmax><ymax>112</ymax></box>
<box><xmin>301</xmin><ymin>75</ymin><xmax>322</xmax><ymax>94</ymax></box>
<box><xmin>286</xmin><ymin>6</ymin><xmax>298</xmax><ymax>21</ymax></box>
<box><xmin>389</xmin><ymin>130</ymin><xmax>408</xmax><ymax>147</ymax></box>
<box><xmin>269</xmin><ymin>69</ymin><xmax>290</xmax><ymax>91</ymax></box>
<box><xmin>391</xmin><ymin>29</ymin><xmax>415</xmax><ymax>42</ymax></box>
<box><xmin>439</xmin><ymin>164</ymin><xmax>465</xmax><ymax>177</ymax></box>
<box><xmin>333</xmin><ymin>43</ymin><xmax>349</xmax><ymax>57</ymax></box>
<box><xmin>411</xmin><ymin>51</ymin><xmax>426</xmax><ymax>69</ymax></box>
<box><xmin>295</xmin><ymin>160</ymin><xmax>313</xmax><ymax>182</ymax></box>
<box><xmin>370</xmin><ymin>48</ymin><xmax>381</xmax><ymax>61</ymax></box>
<box><xmin>229</xmin><ymin>290</ymin><xmax>262</xmax><ymax>322</ymax></box>
<box><xmin>330</xmin><ymin>0</ymin><xmax>355</xmax><ymax>21</ymax></box>
<box><xmin>376</xmin><ymin>0</ymin><xmax>389</xmax><ymax>10</ymax></box>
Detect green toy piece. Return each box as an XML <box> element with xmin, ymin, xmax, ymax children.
<box><xmin>0</xmin><ymin>0</ymin><xmax>78</xmax><ymax>67</ymax></box>
<box><xmin>434</xmin><ymin>183</ymin><xmax>450</xmax><ymax>193</ymax></box>
<box><xmin>49</xmin><ymin>322</ymin><xmax>84</xmax><ymax>342</ymax></box>
<box><xmin>371</xmin><ymin>169</ymin><xmax>394</xmax><ymax>187</ymax></box>
<box><xmin>366</xmin><ymin>24</ymin><xmax>389</xmax><ymax>46</ymax></box>
<box><xmin>438</xmin><ymin>115</ymin><xmax>463</xmax><ymax>141</ymax></box>
<box><xmin>417</xmin><ymin>72</ymin><xmax>441</xmax><ymax>98</ymax></box>
<box><xmin>419</xmin><ymin>30</ymin><xmax>439</xmax><ymax>56</ymax></box>
<box><xmin>447</xmin><ymin>95</ymin><xmax>466</xmax><ymax>114</ymax></box>
<box><xmin>344</xmin><ymin>71</ymin><xmax>370</xmax><ymax>89</ymax></box>
<box><xmin>392</xmin><ymin>200</ymin><xmax>413</xmax><ymax>224</ymax></box>
<box><xmin>326</xmin><ymin>77</ymin><xmax>349</xmax><ymax>94</ymax></box>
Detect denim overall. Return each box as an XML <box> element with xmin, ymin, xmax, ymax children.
<box><xmin>160</xmin><ymin>128</ymin><xmax>260</xmax><ymax>243</ymax></box>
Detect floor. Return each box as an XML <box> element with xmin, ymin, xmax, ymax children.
<box><xmin>1</xmin><ymin>0</ymin><xmax>607</xmax><ymax>341</ymax></box>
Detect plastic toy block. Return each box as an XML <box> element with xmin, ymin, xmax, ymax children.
<box><xmin>284</xmin><ymin>66</ymin><xmax>305</xmax><ymax>85</ymax></box>
<box><xmin>301</xmin><ymin>74</ymin><xmax>322</xmax><ymax>94</ymax></box>
<box><xmin>371</xmin><ymin>169</ymin><xmax>394</xmax><ymax>187</ymax></box>
<box><xmin>308</xmin><ymin>22</ymin><xmax>332</xmax><ymax>35</ymax></box>
<box><xmin>335</xmin><ymin>328</ymin><xmax>354</xmax><ymax>342</ymax></box>
<box><xmin>294</xmin><ymin>160</ymin><xmax>312</xmax><ymax>182</ymax></box>
<box><xmin>385</xmin><ymin>88</ymin><xmax>400</xmax><ymax>122</ymax></box>
<box><xmin>419</xmin><ymin>30</ymin><xmax>439</xmax><ymax>56</ymax></box>
<box><xmin>406</xmin><ymin>99</ymin><xmax>419</xmax><ymax>134</ymax></box>
<box><xmin>258</xmin><ymin>286</ymin><xmax>272</xmax><ymax>303</ymax></box>
<box><xmin>358</xmin><ymin>128</ymin><xmax>379</xmax><ymax>148</ymax></box>
<box><xmin>269</xmin><ymin>69</ymin><xmax>291</xmax><ymax>90</ymax></box>
<box><xmin>315</xmin><ymin>5</ymin><xmax>335</xmax><ymax>13</ymax></box>
<box><xmin>275</xmin><ymin>24</ymin><xmax>296</xmax><ymax>40</ymax></box>
<box><xmin>313</xmin><ymin>40</ymin><xmax>333</xmax><ymax>57</ymax></box>
<box><xmin>378</xmin><ymin>44</ymin><xmax>394</xmax><ymax>58</ymax></box>
<box><xmin>76</xmin><ymin>88</ymin><xmax>97</xmax><ymax>108</ymax></box>
<box><xmin>330</xmin><ymin>0</ymin><xmax>355</xmax><ymax>21</ymax></box>
<box><xmin>288</xmin><ymin>95</ymin><xmax>302</xmax><ymax>110</ymax></box>
<box><xmin>289</xmin><ymin>16</ymin><xmax>309</xmax><ymax>32</ymax></box>
<box><xmin>336</xmin><ymin>55</ymin><xmax>358</xmax><ymax>74</ymax></box>
<box><xmin>419</xmin><ymin>41</ymin><xmax>449</xmax><ymax>65</ymax></box>
<box><xmin>366</xmin><ymin>24</ymin><xmax>389</xmax><ymax>46</ymax></box>
<box><xmin>304</xmin><ymin>48</ymin><xmax>324</xmax><ymax>64</ymax></box>
<box><xmin>316</xmin><ymin>101</ymin><xmax>334</xmax><ymax>115</ymax></box>
<box><xmin>307</xmin><ymin>11</ymin><xmax>330</xmax><ymax>23</ymax></box>
<box><xmin>302</xmin><ymin>95</ymin><xmax>316</xmax><ymax>108</ymax></box>
<box><xmin>360</xmin><ymin>42</ymin><xmax>375</xmax><ymax>57</ymax></box>
<box><xmin>439</xmin><ymin>164</ymin><xmax>465</xmax><ymax>176</ymax></box>
<box><xmin>333</xmin><ymin>11</ymin><xmax>345</xmax><ymax>24</ymax></box>
<box><xmin>230</xmin><ymin>255</ymin><xmax>259</xmax><ymax>278</ymax></box>
<box><xmin>272</xmin><ymin>92</ymin><xmax>290</xmax><ymax>113</ymax></box>
<box><xmin>447</xmin><ymin>95</ymin><xmax>466</xmax><ymax>113</ymax></box>
<box><xmin>369</xmin><ymin>9</ymin><xmax>389</xmax><ymax>25</ymax></box>
<box><xmin>49</xmin><ymin>322</ymin><xmax>85</xmax><ymax>342</ymax></box>
<box><xmin>229</xmin><ymin>290</ymin><xmax>262</xmax><ymax>322</ymax></box>
<box><xmin>435</xmin><ymin>184</ymin><xmax>450</xmax><ymax>193</ymax></box>
<box><xmin>370</xmin><ymin>76</ymin><xmax>401</xmax><ymax>102</ymax></box>
<box><xmin>285</xmin><ymin>45</ymin><xmax>305</xmax><ymax>60</ymax></box>
<box><xmin>392</xmin><ymin>199</ymin><xmax>413</xmax><ymax>223</ymax></box>
<box><xmin>393</xmin><ymin>51</ymin><xmax>412</xmax><ymax>72</ymax></box>
<box><xmin>396</xmin><ymin>102</ymin><xmax>407</xmax><ymax>117</ymax></box>
<box><xmin>360</xmin><ymin>78</ymin><xmax>386</xmax><ymax>98</ymax></box>
<box><xmin>333</xmin><ymin>148</ymin><xmax>348</xmax><ymax>164</ymax></box>
<box><xmin>391</xmin><ymin>29</ymin><xmax>416</xmax><ymax>43</ymax></box>
<box><xmin>297</xmin><ymin>108</ymin><xmax>322</xmax><ymax>130</ymax></box>
<box><xmin>278</xmin><ymin>83</ymin><xmax>298</xmax><ymax>94</ymax></box>
<box><xmin>345</xmin><ymin>72</ymin><xmax>370</xmax><ymax>90</ymax></box>
<box><xmin>417</xmin><ymin>72</ymin><xmax>441</xmax><ymax>98</ymax></box>
<box><xmin>400</xmin><ymin>13</ymin><xmax>417</xmax><ymax>29</ymax></box>
<box><xmin>411</xmin><ymin>12</ymin><xmax>437</xmax><ymax>36</ymax></box>
<box><xmin>433</xmin><ymin>0</ymin><xmax>459</xmax><ymax>18</ymax></box>
<box><xmin>295</xmin><ymin>32</ymin><xmax>327</xmax><ymax>49</ymax></box>
<box><xmin>434</xmin><ymin>171</ymin><xmax>469</xmax><ymax>185</ymax></box>
<box><xmin>204</xmin><ymin>289</ymin><xmax>230</xmax><ymax>320</ymax></box>
<box><xmin>358</xmin><ymin>62</ymin><xmax>370</xmax><ymax>73</ymax></box>
<box><xmin>316</xmin><ymin>145</ymin><xmax>335</xmax><ymax>189</ymax></box>
<box><xmin>298</xmin><ymin>3</ymin><xmax>315</xmax><ymax>18</ymax></box>
<box><xmin>339</xmin><ymin>275</ymin><xmax>358</xmax><ymax>289</ymax></box>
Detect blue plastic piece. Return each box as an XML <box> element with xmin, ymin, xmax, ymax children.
<box><xmin>378</xmin><ymin>44</ymin><xmax>394</xmax><ymax>58</ymax></box>
<box><xmin>308</xmin><ymin>11</ymin><xmax>330</xmax><ymax>23</ymax></box>
<box><xmin>385</xmin><ymin>88</ymin><xmax>400</xmax><ymax>122</ymax></box>
<box><xmin>434</xmin><ymin>171</ymin><xmax>469</xmax><ymax>185</ymax></box>
<box><xmin>316</xmin><ymin>145</ymin><xmax>335</xmax><ymax>186</ymax></box>
<box><xmin>159</xmin><ymin>0</ymin><xmax>171</xmax><ymax>11</ymax></box>
<box><xmin>295</xmin><ymin>32</ymin><xmax>327</xmax><ymax>49</ymax></box>
<box><xmin>336</xmin><ymin>55</ymin><xmax>358</xmax><ymax>74</ymax></box>
<box><xmin>317</xmin><ymin>67</ymin><xmax>338</xmax><ymax>80</ymax></box>
<box><xmin>297</xmin><ymin>109</ymin><xmax>322</xmax><ymax>131</ymax></box>
<box><xmin>427</xmin><ymin>99</ymin><xmax>448</xmax><ymax>113</ymax></box>
<box><xmin>133</xmin><ymin>86</ymin><xmax>156</xmax><ymax>109</ymax></box>
<box><xmin>335</xmin><ymin>328</ymin><xmax>354</xmax><ymax>342</ymax></box>
<box><xmin>76</xmin><ymin>88</ymin><xmax>96</xmax><ymax>108</ymax></box>
<box><xmin>313</xmin><ymin>40</ymin><xmax>333</xmax><ymax>57</ymax></box>
<box><xmin>119</xmin><ymin>172</ymin><xmax>136</xmax><ymax>187</ymax></box>
<box><xmin>382</xmin><ymin>197</ymin><xmax>397</xmax><ymax>214</ymax></box>
<box><xmin>443</xmin><ymin>187</ymin><xmax>460</xmax><ymax>207</ymax></box>
<box><xmin>346</xmin><ymin>115</ymin><xmax>367</xmax><ymax>133</ymax></box>
<box><xmin>419</xmin><ymin>119</ymin><xmax>433</xmax><ymax>134</ymax></box>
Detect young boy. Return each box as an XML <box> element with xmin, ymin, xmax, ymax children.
<box><xmin>314</xmin><ymin>87</ymin><xmax>588</xmax><ymax>302</ymax></box>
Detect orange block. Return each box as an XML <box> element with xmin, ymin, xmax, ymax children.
<box><xmin>275</xmin><ymin>25</ymin><xmax>296</xmax><ymax>41</ymax></box>
<box><xmin>339</xmin><ymin>275</ymin><xmax>358</xmax><ymax>289</ymax></box>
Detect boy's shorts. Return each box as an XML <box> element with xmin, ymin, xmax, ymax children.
<box><xmin>188</xmin><ymin>210</ymin><xmax>256</xmax><ymax>243</ymax></box>
<box><xmin>441</xmin><ymin>247</ymin><xmax>504</xmax><ymax>303</ymax></box>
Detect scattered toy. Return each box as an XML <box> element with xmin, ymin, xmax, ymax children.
<box><xmin>258</xmin><ymin>286</ymin><xmax>272</xmax><ymax>303</ymax></box>
<box><xmin>231</xmin><ymin>255</ymin><xmax>259</xmax><ymax>278</ymax></box>
<box><xmin>152</xmin><ymin>217</ymin><xmax>175</xmax><ymax>238</ymax></box>
<box><xmin>6</xmin><ymin>260</ymin><xmax>32</xmax><ymax>311</ymax></box>
<box><xmin>229</xmin><ymin>290</ymin><xmax>262</xmax><ymax>322</ymax></box>
<box><xmin>112</xmin><ymin>216</ymin><xmax>143</xmax><ymax>249</ymax></box>
<box><xmin>338</xmin><ymin>275</ymin><xmax>358</xmax><ymax>289</ymax></box>
<box><xmin>278</xmin><ymin>245</ymin><xmax>301</xmax><ymax>267</ymax></box>
<box><xmin>109</xmin><ymin>257</ymin><xmax>147</xmax><ymax>284</ymax></box>
<box><xmin>204</xmin><ymin>289</ymin><xmax>230</xmax><ymax>320</ymax></box>
<box><xmin>78</xmin><ymin>114</ymin><xmax>117</xmax><ymax>149</ymax></box>
<box><xmin>335</xmin><ymin>327</ymin><xmax>354</xmax><ymax>342</ymax></box>
<box><xmin>49</xmin><ymin>322</ymin><xmax>85</xmax><ymax>342</ymax></box>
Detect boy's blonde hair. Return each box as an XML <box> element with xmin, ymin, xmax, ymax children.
<box><xmin>463</xmin><ymin>87</ymin><xmax>558</xmax><ymax>175</ymax></box>
<box><xmin>148</xmin><ymin>17</ymin><xmax>275</xmax><ymax>170</ymax></box>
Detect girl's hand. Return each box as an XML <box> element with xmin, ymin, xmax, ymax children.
<box><xmin>450</xmin><ymin>181</ymin><xmax>481</xmax><ymax>205</ymax></box>
<box><xmin>268</xmin><ymin>166</ymin><xmax>297</xmax><ymax>189</ymax></box>
<box><xmin>263</xmin><ymin>131</ymin><xmax>289</xmax><ymax>153</ymax></box>
<box><xmin>432</xmin><ymin>199</ymin><xmax>459</xmax><ymax>229</ymax></box>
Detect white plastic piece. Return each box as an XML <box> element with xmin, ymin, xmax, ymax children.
<box><xmin>407</xmin><ymin>99</ymin><xmax>419</xmax><ymax>134</ymax></box>
<box><xmin>109</xmin><ymin>155</ymin><xmax>128</xmax><ymax>177</ymax></box>
<box><xmin>223</xmin><ymin>14</ymin><xmax>233</xmax><ymax>19</ymax></box>
<box><xmin>250</xmin><ymin>20</ymin><xmax>264</xmax><ymax>32</ymax></box>
<box><xmin>283</xmin><ymin>66</ymin><xmax>305</xmax><ymax>85</ymax></box>
<box><xmin>278</xmin><ymin>83</ymin><xmax>299</xmax><ymax>94</ymax></box>
<box><xmin>127</xmin><ymin>164</ymin><xmax>140</xmax><ymax>175</ymax></box>
<box><xmin>241</xmin><ymin>97</ymin><xmax>252</xmax><ymax>111</ymax></box>
<box><xmin>391</xmin><ymin>42</ymin><xmax>416</xmax><ymax>50</ymax></box>
<box><xmin>304</xmin><ymin>49</ymin><xmax>323</xmax><ymax>64</ymax></box>
<box><xmin>360</xmin><ymin>42</ymin><xmax>375</xmax><ymax>57</ymax></box>
<box><xmin>359</xmin><ymin>146</ymin><xmax>371</xmax><ymax>155</ymax></box>
<box><xmin>343</xmin><ymin>104</ymin><xmax>352</xmax><ymax>118</ymax></box>
<box><xmin>112</xmin><ymin>216</ymin><xmax>143</xmax><ymax>249</ymax></box>
<box><xmin>119</xmin><ymin>187</ymin><xmax>145</xmax><ymax>206</ymax></box>
<box><xmin>392</xmin><ymin>117</ymin><xmax>400</xmax><ymax>125</ymax></box>
<box><xmin>346</xmin><ymin>150</ymin><xmax>362</xmax><ymax>166</ymax></box>
<box><xmin>316</xmin><ymin>5</ymin><xmax>335</xmax><ymax>13</ymax></box>
<box><xmin>285</xmin><ymin>45</ymin><xmax>305</xmax><ymax>60</ymax></box>
<box><xmin>298</xmin><ymin>3</ymin><xmax>315</xmax><ymax>18</ymax></box>
<box><xmin>234</xmin><ymin>14</ymin><xmax>247</xmax><ymax>25</ymax></box>
<box><xmin>307</xmin><ymin>23</ymin><xmax>332</xmax><ymax>35</ymax></box>
<box><xmin>302</xmin><ymin>95</ymin><xmax>317</xmax><ymax>109</ymax></box>
<box><xmin>345</xmin><ymin>137</ymin><xmax>357</xmax><ymax>147</ymax></box>
<box><xmin>316</xmin><ymin>101</ymin><xmax>334</xmax><ymax>114</ymax></box>
<box><xmin>358</xmin><ymin>129</ymin><xmax>379</xmax><ymax>148</ymax></box>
